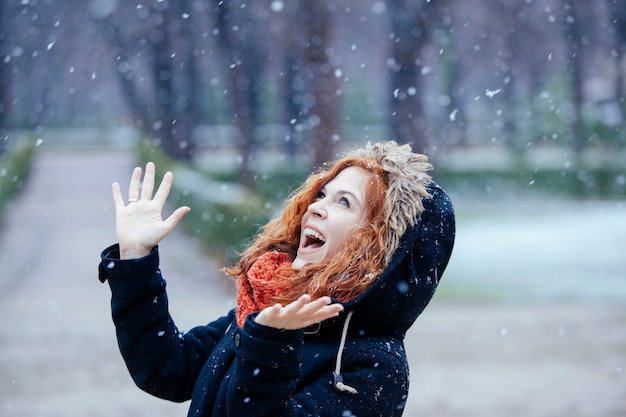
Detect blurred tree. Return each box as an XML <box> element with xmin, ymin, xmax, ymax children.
<box><xmin>494</xmin><ymin>1</ymin><xmax>530</xmax><ymax>153</ymax></box>
<box><xmin>0</xmin><ymin>1</ymin><xmax>99</xmax><ymax>133</ymax></box>
<box><xmin>99</xmin><ymin>0</ymin><xmax>343</xmax><ymax>176</ymax></box>
<box><xmin>280</xmin><ymin>48</ymin><xmax>306</xmax><ymax>157</ymax></box>
<box><xmin>213</xmin><ymin>0</ymin><xmax>341</xmax><ymax>172</ymax></box>
<box><xmin>562</xmin><ymin>1</ymin><xmax>589</xmax><ymax>159</ymax></box>
<box><xmin>1</xmin><ymin>2</ymin><xmax>55</xmax><ymax>130</ymax></box>
<box><xmin>607</xmin><ymin>0</ymin><xmax>626</xmax><ymax>121</ymax></box>
<box><xmin>300</xmin><ymin>0</ymin><xmax>341</xmax><ymax>166</ymax></box>
<box><xmin>213</xmin><ymin>0</ymin><xmax>266</xmax><ymax>186</ymax></box>
<box><xmin>2</xmin><ymin>0</ymin><xmax>624</xmax><ymax>168</ymax></box>
<box><xmin>436</xmin><ymin>21</ymin><xmax>468</xmax><ymax>148</ymax></box>
<box><xmin>488</xmin><ymin>0</ymin><xmax>554</xmax><ymax>153</ymax></box>
<box><xmin>0</xmin><ymin>3</ymin><xmax>8</xmax><ymax>153</ymax></box>
<box><xmin>100</xmin><ymin>1</ymin><xmax>199</xmax><ymax>160</ymax></box>
<box><xmin>386</xmin><ymin>0</ymin><xmax>447</xmax><ymax>155</ymax></box>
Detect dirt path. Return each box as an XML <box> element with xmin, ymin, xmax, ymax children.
<box><xmin>0</xmin><ymin>147</ymin><xmax>624</xmax><ymax>417</ymax></box>
<box><xmin>0</xmin><ymin>148</ymin><xmax>231</xmax><ymax>416</ymax></box>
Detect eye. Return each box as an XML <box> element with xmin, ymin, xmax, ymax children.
<box><xmin>339</xmin><ymin>196</ymin><xmax>350</xmax><ymax>208</ymax></box>
<box><xmin>314</xmin><ymin>190</ymin><xmax>326</xmax><ymax>201</ymax></box>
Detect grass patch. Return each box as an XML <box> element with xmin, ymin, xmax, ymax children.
<box><xmin>436</xmin><ymin>166</ymin><xmax>626</xmax><ymax>198</ymax></box>
<box><xmin>0</xmin><ymin>138</ymin><xmax>37</xmax><ymax>218</ymax></box>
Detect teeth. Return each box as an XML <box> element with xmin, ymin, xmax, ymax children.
<box><xmin>304</xmin><ymin>227</ymin><xmax>325</xmax><ymax>242</ymax></box>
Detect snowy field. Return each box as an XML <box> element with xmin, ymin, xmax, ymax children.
<box><xmin>0</xmin><ymin>148</ymin><xmax>624</xmax><ymax>417</ymax></box>
<box><xmin>441</xmin><ymin>196</ymin><xmax>626</xmax><ymax>302</ymax></box>
<box><xmin>407</xmin><ymin>195</ymin><xmax>626</xmax><ymax>417</ymax></box>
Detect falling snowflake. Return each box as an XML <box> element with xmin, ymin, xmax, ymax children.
<box><xmin>485</xmin><ymin>88</ymin><xmax>501</xmax><ymax>98</ymax></box>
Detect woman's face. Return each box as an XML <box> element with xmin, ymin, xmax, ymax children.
<box><xmin>292</xmin><ymin>166</ymin><xmax>372</xmax><ymax>269</ymax></box>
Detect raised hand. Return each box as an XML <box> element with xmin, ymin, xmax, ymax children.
<box><xmin>112</xmin><ymin>162</ymin><xmax>190</xmax><ymax>259</ymax></box>
<box><xmin>254</xmin><ymin>295</ymin><xmax>344</xmax><ymax>330</ymax></box>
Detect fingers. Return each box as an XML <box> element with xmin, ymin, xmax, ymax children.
<box><xmin>112</xmin><ymin>181</ymin><xmax>124</xmax><ymax>209</ymax></box>
<box><xmin>289</xmin><ymin>295</ymin><xmax>336</xmax><ymax>316</ymax></box>
<box><xmin>259</xmin><ymin>303</ymin><xmax>284</xmax><ymax>322</ymax></box>
<box><xmin>119</xmin><ymin>162</ymin><xmax>166</xmax><ymax>206</ymax></box>
<box><xmin>127</xmin><ymin>166</ymin><xmax>142</xmax><ymax>202</ymax></box>
<box><xmin>153</xmin><ymin>170</ymin><xmax>174</xmax><ymax>207</ymax></box>
<box><xmin>298</xmin><ymin>296</ymin><xmax>344</xmax><ymax>324</ymax></box>
<box><xmin>140</xmin><ymin>162</ymin><xmax>156</xmax><ymax>200</ymax></box>
<box><xmin>256</xmin><ymin>295</ymin><xmax>344</xmax><ymax>329</ymax></box>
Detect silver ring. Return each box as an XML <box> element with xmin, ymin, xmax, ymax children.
<box><xmin>128</xmin><ymin>198</ymin><xmax>139</xmax><ymax>203</ymax></box>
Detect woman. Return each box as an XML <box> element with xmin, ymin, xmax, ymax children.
<box><xmin>98</xmin><ymin>141</ymin><xmax>455</xmax><ymax>416</ymax></box>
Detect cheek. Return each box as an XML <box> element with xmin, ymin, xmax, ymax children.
<box><xmin>333</xmin><ymin>218</ymin><xmax>359</xmax><ymax>243</ymax></box>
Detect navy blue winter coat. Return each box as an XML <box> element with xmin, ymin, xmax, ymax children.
<box><xmin>98</xmin><ymin>182</ymin><xmax>455</xmax><ymax>417</ymax></box>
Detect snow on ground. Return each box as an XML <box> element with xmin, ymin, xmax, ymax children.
<box><xmin>441</xmin><ymin>196</ymin><xmax>626</xmax><ymax>301</ymax></box>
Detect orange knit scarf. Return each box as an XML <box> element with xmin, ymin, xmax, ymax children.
<box><xmin>236</xmin><ymin>251</ymin><xmax>294</xmax><ymax>327</ymax></box>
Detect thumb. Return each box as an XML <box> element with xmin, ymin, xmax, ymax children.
<box><xmin>163</xmin><ymin>206</ymin><xmax>190</xmax><ymax>230</ymax></box>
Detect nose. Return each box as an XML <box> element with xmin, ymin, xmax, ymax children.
<box><xmin>307</xmin><ymin>198</ymin><xmax>327</xmax><ymax>218</ymax></box>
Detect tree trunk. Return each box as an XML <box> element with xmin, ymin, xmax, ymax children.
<box><xmin>608</xmin><ymin>0</ymin><xmax>626</xmax><ymax>122</ymax></box>
<box><xmin>214</xmin><ymin>0</ymin><xmax>264</xmax><ymax>186</ymax></box>
<box><xmin>101</xmin><ymin>2</ymin><xmax>196</xmax><ymax>161</ymax></box>
<box><xmin>0</xmin><ymin>3</ymin><xmax>9</xmax><ymax>153</ymax></box>
<box><xmin>302</xmin><ymin>0</ymin><xmax>340</xmax><ymax>167</ymax></box>
<box><xmin>386</xmin><ymin>0</ymin><xmax>442</xmax><ymax>155</ymax></box>
<box><xmin>562</xmin><ymin>1</ymin><xmax>587</xmax><ymax>160</ymax></box>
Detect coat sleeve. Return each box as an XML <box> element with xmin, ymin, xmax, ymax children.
<box><xmin>99</xmin><ymin>244</ymin><xmax>231</xmax><ymax>402</ymax></box>
<box><xmin>229</xmin><ymin>315</ymin><xmax>408</xmax><ymax>417</ymax></box>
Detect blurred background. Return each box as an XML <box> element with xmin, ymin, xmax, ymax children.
<box><xmin>0</xmin><ymin>1</ymin><xmax>625</xmax><ymax>416</ymax></box>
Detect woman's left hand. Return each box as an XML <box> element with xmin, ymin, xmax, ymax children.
<box><xmin>255</xmin><ymin>295</ymin><xmax>344</xmax><ymax>330</ymax></box>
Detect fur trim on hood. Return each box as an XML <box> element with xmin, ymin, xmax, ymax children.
<box><xmin>344</xmin><ymin>141</ymin><xmax>432</xmax><ymax>264</ymax></box>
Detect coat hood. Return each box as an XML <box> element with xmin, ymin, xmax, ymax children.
<box><xmin>339</xmin><ymin>181</ymin><xmax>455</xmax><ymax>339</ymax></box>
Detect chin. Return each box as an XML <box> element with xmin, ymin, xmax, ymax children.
<box><xmin>292</xmin><ymin>258</ymin><xmax>307</xmax><ymax>270</ymax></box>
<box><xmin>292</xmin><ymin>254</ymin><xmax>322</xmax><ymax>270</ymax></box>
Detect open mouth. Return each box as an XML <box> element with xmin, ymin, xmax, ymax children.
<box><xmin>302</xmin><ymin>227</ymin><xmax>326</xmax><ymax>249</ymax></box>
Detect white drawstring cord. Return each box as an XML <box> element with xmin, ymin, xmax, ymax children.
<box><xmin>333</xmin><ymin>311</ymin><xmax>358</xmax><ymax>394</ymax></box>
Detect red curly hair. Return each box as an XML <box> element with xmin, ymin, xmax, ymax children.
<box><xmin>224</xmin><ymin>156</ymin><xmax>389</xmax><ymax>304</ymax></box>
